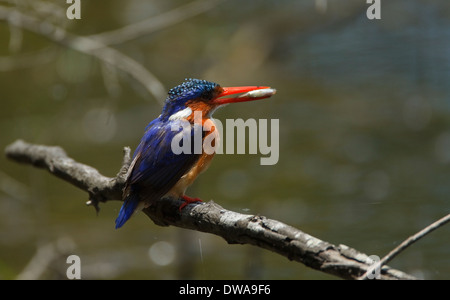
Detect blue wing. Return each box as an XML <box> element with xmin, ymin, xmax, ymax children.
<box><xmin>115</xmin><ymin>118</ymin><xmax>200</xmax><ymax>228</ymax></box>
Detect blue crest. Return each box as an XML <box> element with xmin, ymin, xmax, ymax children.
<box><xmin>161</xmin><ymin>78</ymin><xmax>219</xmax><ymax>120</ymax></box>
<box><xmin>168</xmin><ymin>78</ymin><xmax>218</xmax><ymax>102</ymax></box>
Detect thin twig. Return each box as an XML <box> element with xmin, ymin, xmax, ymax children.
<box><xmin>16</xmin><ymin>237</ymin><xmax>77</xmax><ymax>280</ymax></box>
<box><xmin>89</xmin><ymin>0</ymin><xmax>224</xmax><ymax>46</ymax></box>
<box><xmin>0</xmin><ymin>5</ymin><xmax>167</xmax><ymax>103</ymax></box>
<box><xmin>0</xmin><ymin>46</ymin><xmax>58</xmax><ymax>71</ymax></box>
<box><xmin>359</xmin><ymin>213</ymin><xmax>450</xmax><ymax>280</ymax></box>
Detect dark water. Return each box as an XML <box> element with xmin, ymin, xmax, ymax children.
<box><xmin>0</xmin><ymin>0</ymin><xmax>449</xmax><ymax>279</ymax></box>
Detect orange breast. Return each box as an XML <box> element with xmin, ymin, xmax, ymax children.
<box><xmin>166</xmin><ymin>116</ymin><xmax>219</xmax><ymax>198</ymax></box>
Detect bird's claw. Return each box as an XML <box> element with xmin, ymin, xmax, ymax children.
<box><xmin>179</xmin><ymin>195</ymin><xmax>203</xmax><ymax>212</ymax></box>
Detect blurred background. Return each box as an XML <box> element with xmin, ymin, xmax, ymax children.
<box><xmin>0</xmin><ymin>0</ymin><xmax>449</xmax><ymax>279</ymax></box>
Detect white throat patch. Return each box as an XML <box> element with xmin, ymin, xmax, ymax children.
<box><xmin>168</xmin><ymin>107</ymin><xmax>192</xmax><ymax>121</ymax></box>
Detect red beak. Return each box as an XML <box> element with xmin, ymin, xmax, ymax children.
<box><xmin>211</xmin><ymin>86</ymin><xmax>275</xmax><ymax>105</ymax></box>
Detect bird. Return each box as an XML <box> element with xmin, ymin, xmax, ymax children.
<box><xmin>115</xmin><ymin>78</ymin><xmax>275</xmax><ymax>229</ymax></box>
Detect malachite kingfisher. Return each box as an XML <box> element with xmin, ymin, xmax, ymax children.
<box><xmin>115</xmin><ymin>78</ymin><xmax>276</xmax><ymax>229</ymax></box>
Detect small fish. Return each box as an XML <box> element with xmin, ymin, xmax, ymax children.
<box><xmin>238</xmin><ymin>88</ymin><xmax>277</xmax><ymax>99</ymax></box>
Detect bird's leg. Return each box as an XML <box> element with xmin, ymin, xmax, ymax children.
<box><xmin>179</xmin><ymin>195</ymin><xmax>203</xmax><ymax>211</ymax></box>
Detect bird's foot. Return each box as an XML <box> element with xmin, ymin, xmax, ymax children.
<box><xmin>179</xmin><ymin>195</ymin><xmax>203</xmax><ymax>211</ymax></box>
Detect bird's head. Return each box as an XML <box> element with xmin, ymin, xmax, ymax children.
<box><xmin>160</xmin><ymin>78</ymin><xmax>275</xmax><ymax>121</ymax></box>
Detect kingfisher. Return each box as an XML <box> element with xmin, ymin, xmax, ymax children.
<box><xmin>115</xmin><ymin>78</ymin><xmax>275</xmax><ymax>229</ymax></box>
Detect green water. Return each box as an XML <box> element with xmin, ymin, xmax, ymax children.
<box><xmin>0</xmin><ymin>0</ymin><xmax>449</xmax><ymax>279</ymax></box>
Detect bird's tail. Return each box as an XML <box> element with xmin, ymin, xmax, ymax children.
<box><xmin>115</xmin><ymin>193</ymin><xmax>140</xmax><ymax>229</ymax></box>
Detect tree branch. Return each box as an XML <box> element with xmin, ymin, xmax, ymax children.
<box><xmin>359</xmin><ymin>213</ymin><xmax>450</xmax><ymax>280</ymax></box>
<box><xmin>88</xmin><ymin>0</ymin><xmax>224</xmax><ymax>47</ymax></box>
<box><xmin>0</xmin><ymin>0</ymin><xmax>224</xmax><ymax>102</ymax></box>
<box><xmin>0</xmin><ymin>5</ymin><xmax>167</xmax><ymax>103</ymax></box>
<box><xmin>4</xmin><ymin>140</ymin><xmax>417</xmax><ymax>280</ymax></box>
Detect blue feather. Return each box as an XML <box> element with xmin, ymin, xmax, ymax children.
<box><xmin>115</xmin><ymin>79</ymin><xmax>218</xmax><ymax>228</ymax></box>
<box><xmin>115</xmin><ymin>118</ymin><xmax>200</xmax><ymax>228</ymax></box>
<box><xmin>161</xmin><ymin>78</ymin><xmax>218</xmax><ymax>120</ymax></box>
<box><xmin>115</xmin><ymin>191</ymin><xmax>140</xmax><ymax>229</ymax></box>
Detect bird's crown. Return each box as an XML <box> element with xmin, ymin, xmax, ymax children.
<box><xmin>167</xmin><ymin>78</ymin><xmax>219</xmax><ymax>102</ymax></box>
<box><xmin>160</xmin><ymin>78</ymin><xmax>220</xmax><ymax>121</ymax></box>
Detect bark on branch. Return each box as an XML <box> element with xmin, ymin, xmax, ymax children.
<box><xmin>4</xmin><ymin>140</ymin><xmax>417</xmax><ymax>280</ymax></box>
